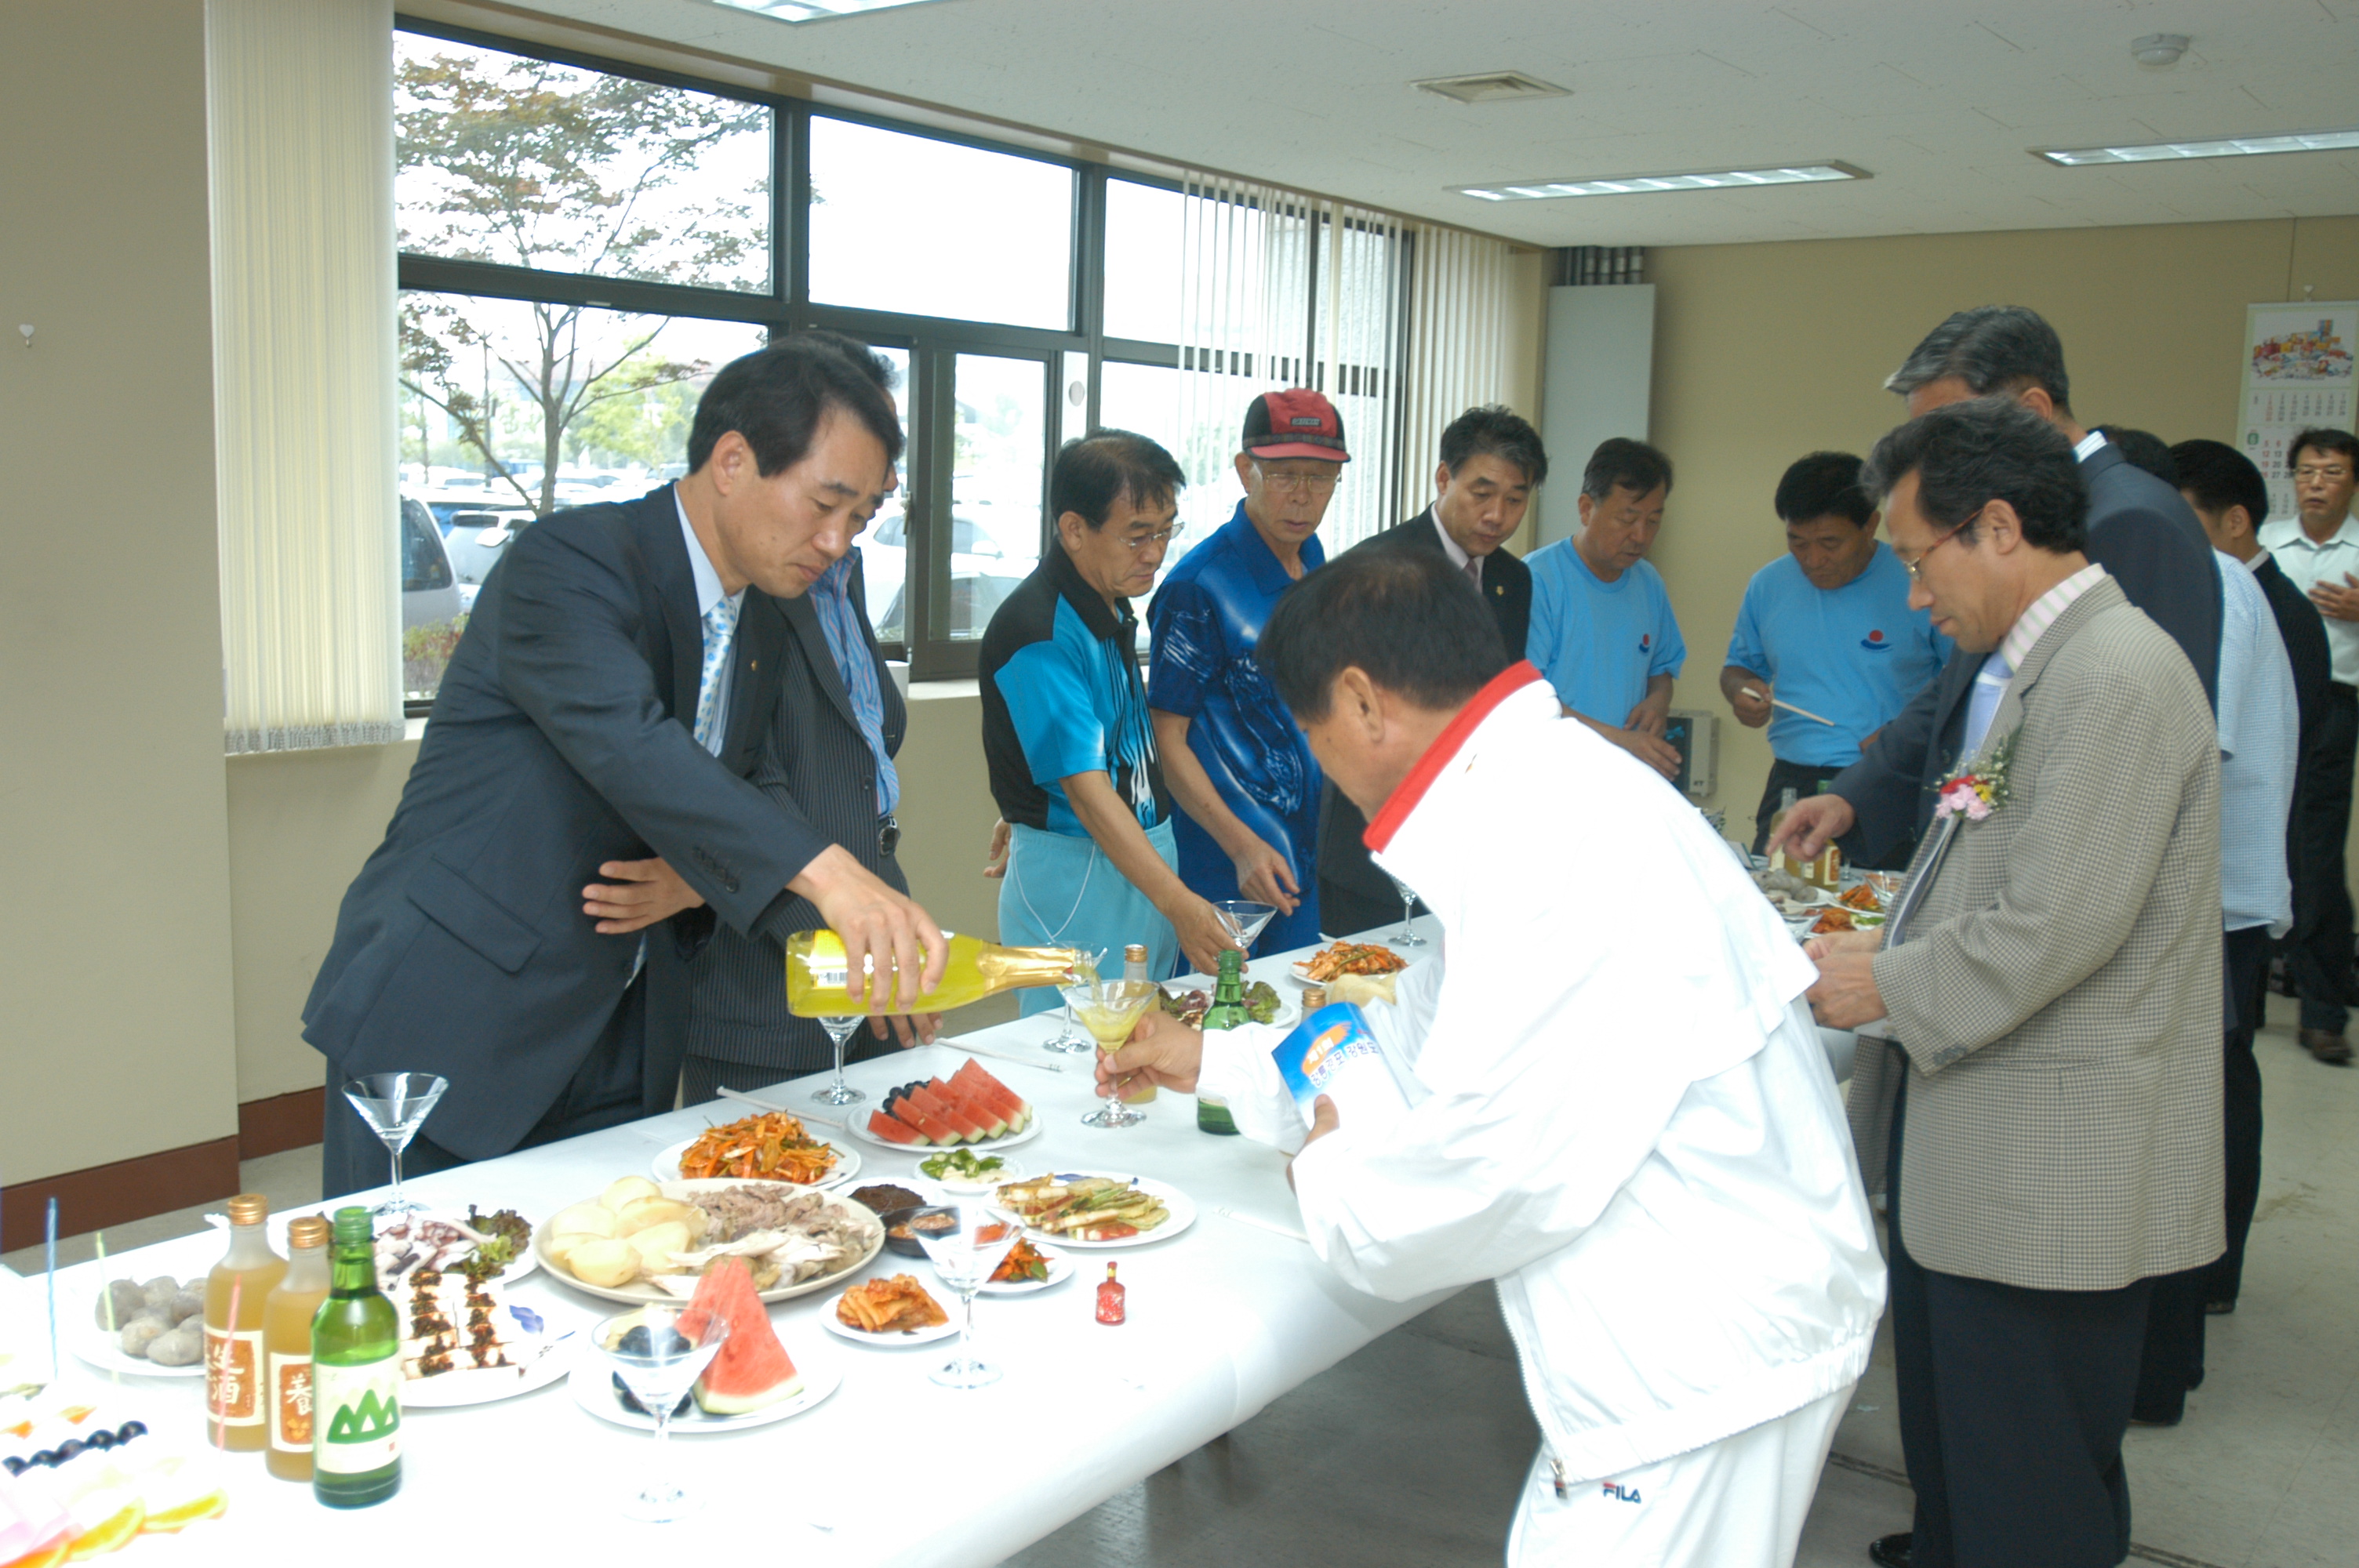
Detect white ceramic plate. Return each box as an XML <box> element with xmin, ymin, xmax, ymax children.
<box><xmin>533</xmin><ymin>1180</ymin><xmax>883</xmax><ymax>1308</ymax></box>
<box><xmin>844</xmin><ymin>1112</ymin><xmax>1044</xmax><ymax>1158</ymax></box>
<box><xmin>972</xmin><ymin>1243</ymin><xmax>1074</xmax><ymax>1296</ymax></box>
<box><xmin>820</xmin><ymin>1289</ymin><xmax>960</xmax><ymax>1348</ymax></box>
<box><xmin>908</xmin><ymin>1155</ymin><xmax>1023</xmax><ymax>1193</ymax></box>
<box><xmin>990</xmin><ymin>1173</ymin><xmax>1198</xmax><ymax>1250</ymax></box>
<box><xmin>567</xmin><ymin>1349</ymin><xmax>841</xmax><ymax>1434</ymax></box>
<box><xmin>649</xmin><ymin>1137</ymin><xmax>860</xmax><ymax>1190</ymax></box>
<box><xmin>65</xmin><ymin>1290</ymin><xmax>204</xmax><ymax>1379</ymax></box>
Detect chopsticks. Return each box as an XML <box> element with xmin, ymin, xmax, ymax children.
<box><xmin>1214</xmin><ymin>1206</ymin><xmax>1310</xmax><ymax>1244</ymax></box>
<box><xmin>1741</xmin><ymin>688</ymin><xmax>1837</xmax><ymax>727</ymax></box>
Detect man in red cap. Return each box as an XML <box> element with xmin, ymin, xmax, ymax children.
<box><xmin>1147</xmin><ymin>390</ymin><xmax>1347</xmax><ymax>953</ymax></box>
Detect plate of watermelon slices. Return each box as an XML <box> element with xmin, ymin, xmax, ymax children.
<box><xmin>848</xmin><ymin>1056</ymin><xmax>1045</xmax><ymax>1157</ymax></box>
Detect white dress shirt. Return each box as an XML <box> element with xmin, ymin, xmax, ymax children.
<box><xmin>1429</xmin><ymin>510</ymin><xmax>1479</xmax><ymax>586</ymax></box>
<box><xmin>2214</xmin><ymin>551</ymin><xmax>2299</xmax><ymax>935</ymax></box>
<box><xmin>2259</xmin><ymin>511</ymin><xmax>2359</xmax><ymax>685</ymax></box>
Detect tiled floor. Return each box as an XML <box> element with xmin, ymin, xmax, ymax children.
<box><xmin>12</xmin><ymin>1019</ymin><xmax>2352</xmax><ymax>1566</ymax></box>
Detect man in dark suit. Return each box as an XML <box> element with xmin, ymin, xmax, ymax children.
<box><xmin>2173</xmin><ymin>437</ymin><xmax>2332</xmax><ymax>1311</ymax></box>
<box><xmin>304</xmin><ymin>337</ymin><xmax>945</xmax><ymax>1198</ymax></box>
<box><xmin>1770</xmin><ymin>306</ymin><xmax>2223</xmax><ymax>873</ymax></box>
<box><xmin>1314</xmin><ymin>405</ymin><xmax>1540</xmax><ymax>937</ymax></box>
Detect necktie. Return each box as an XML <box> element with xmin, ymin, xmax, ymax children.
<box><xmin>692</xmin><ymin>597</ymin><xmax>740</xmax><ymax>753</ymax></box>
<box><xmin>1960</xmin><ymin>650</ymin><xmax>2012</xmax><ymax>760</ymax></box>
<box><xmin>1465</xmin><ymin>554</ymin><xmax>1483</xmax><ymax>590</ymax></box>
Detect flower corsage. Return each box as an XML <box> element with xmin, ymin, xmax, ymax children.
<box><xmin>1935</xmin><ymin>730</ymin><xmax>2016</xmax><ymax>822</ymax></box>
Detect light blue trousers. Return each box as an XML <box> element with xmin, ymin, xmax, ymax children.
<box><xmin>998</xmin><ymin>818</ymin><xmax>1180</xmax><ymax>1016</ymax></box>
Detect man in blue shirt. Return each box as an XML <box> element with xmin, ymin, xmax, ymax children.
<box><xmin>1148</xmin><ymin>390</ymin><xmax>1346</xmax><ymax>954</ymax></box>
<box><xmin>981</xmin><ymin>430</ymin><xmax>1235</xmax><ymax>1009</ymax></box>
<box><xmin>1525</xmin><ymin>439</ymin><xmax>1685</xmax><ymax>778</ymax></box>
<box><xmin>1720</xmin><ymin>452</ymin><xmax>1950</xmax><ymax>862</ymax></box>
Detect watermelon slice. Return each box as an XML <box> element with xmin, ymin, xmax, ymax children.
<box><xmin>953</xmin><ymin>1061</ymin><xmax>1032</xmax><ymax>1131</ymax></box>
<box><xmin>943</xmin><ymin>1082</ymin><xmax>1009</xmax><ymax>1138</ymax></box>
<box><xmin>889</xmin><ymin>1095</ymin><xmax>958</xmax><ymax>1145</ymax></box>
<box><xmin>911</xmin><ymin>1082</ymin><xmax>986</xmax><ymax>1142</ymax></box>
<box><xmin>689</xmin><ymin>1257</ymin><xmax>803</xmax><ymax>1415</ymax></box>
<box><xmin>866</xmin><ymin>1109</ymin><xmax>925</xmax><ymax>1145</ymax></box>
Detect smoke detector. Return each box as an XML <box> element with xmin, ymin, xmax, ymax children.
<box><xmin>2131</xmin><ymin>33</ymin><xmax>2190</xmax><ymax>68</ymax></box>
<box><xmin>1413</xmin><ymin>71</ymin><xmax>1569</xmax><ymax>106</ymax></box>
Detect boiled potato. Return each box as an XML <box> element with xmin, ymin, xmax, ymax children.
<box><xmin>551</xmin><ymin>1202</ymin><xmax>618</xmax><ymax>1239</ymax></box>
<box><xmin>566</xmin><ymin>1237</ymin><xmax>642</xmax><ymax>1288</ymax></box>
<box><xmin>617</xmin><ymin>1198</ymin><xmax>696</xmax><ymax>1238</ymax></box>
<box><xmin>96</xmin><ymin>1280</ymin><xmax>146</xmax><ymax>1328</ymax></box>
<box><xmin>602</xmin><ymin>1175</ymin><xmax>660</xmax><ymax>1213</ymax></box>
<box><xmin>627</xmin><ymin>1221</ymin><xmax>690</xmax><ymax>1269</ymax></box>
<box><xmin>118</xmin><ymin>1316</ymin><xmax>169</xmax><ymax>1358</ymax></box>
<box><xmin>541</xmin><ymin>1232</ymin><xmax>585</xmax><ymax>1271</ymax></box>
<box><xmin>165</xmin><ymin>1290</ymin><xmax>205</xmax><ymax>1325</ymax></box>
<box><xmin>146</xmin><ymin>1323</ymin><xmax>203</xmax><ymax>1367</ymax></box>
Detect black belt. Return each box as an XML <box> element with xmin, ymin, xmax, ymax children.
<box><xmin>878</xmin><ymin>814</ymin><xmax>900</xmax><ymax>859</ymax></box>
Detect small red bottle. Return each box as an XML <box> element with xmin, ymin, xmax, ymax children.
<box><xmin>1095</xmin><ymin>1263</ymin><xmax>1125</xmax><ymax>1325</ymax></box>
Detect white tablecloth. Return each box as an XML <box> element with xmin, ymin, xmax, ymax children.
<box><xmin>23</xmin><ymin>922</ymin><xmax>1459</xmax><ymax>1564</ymax></box>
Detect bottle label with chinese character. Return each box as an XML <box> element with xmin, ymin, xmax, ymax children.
<box><xmin>270</xmin><ymin>1352</ymin><xmax>315</xmax><ymax>1453</ymax></box>
<box><xmin>313</xmin><ymin>1359</ymin><xmax>402</xmax><ymax>1475</ymax></box>
<box><xmin>204</xmin><ymin>1327</ymin><xmax>264</xmax><ymax>1426</ymax></box>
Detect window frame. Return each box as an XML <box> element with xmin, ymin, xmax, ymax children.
<box><xmin>392</xmin><ymin>16</ymin><xmax>1402</xmax><ymax>693</ymax></box>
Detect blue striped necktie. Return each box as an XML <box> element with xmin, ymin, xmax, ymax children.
<box><xmin>693</xmin><ymin>597</ymin><xmax>740</xmax><ymax>751</ymax></box>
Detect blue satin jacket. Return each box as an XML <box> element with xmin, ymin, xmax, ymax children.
<box><xmin>1146</xmin><ymin>503</ymin><xmax>1326</xmax><ymax>952</ymax></box>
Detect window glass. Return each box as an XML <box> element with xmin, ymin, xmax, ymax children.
<box><xmin>809</xmin><ymin>118</ymin><xmax>1073</xmax><ymax>329</ymax></box>
<box><xmin>1097</xmin><ymin>360</ymin><xmax>1261</xmax><ymax>624</ymax></box>
<box><xmin>845</xmin><ymin>346</ymin><xmax>914</xmax><ymax>646</ymax></box>
<box><xmin>1103</xmin><ymin>179</ymin><xmax>1182</xmax><ymax>343</ymax></box>
<box><xmin>946</xmin><ymin>354</ymin><xmax>1048</xmax><ymax>640</ymax></box>
<box><xmin>395</xmin><ymin>32</ymin><xmax>773</xmax><ymax>294</ymax></box>
<box><xmin>398</xmin><ymin>292</ymin><xmax>765</xmax><ymax>699</ymax></box>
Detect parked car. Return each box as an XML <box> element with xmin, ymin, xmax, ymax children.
<box><xmin>401</xmin><ymin>497</ymin><xmax>463</xmax><ymax>630</ymax></box>
<box><xmin>441</xmin><ymin>508</ymin><xmax>539</xmax><ymax>602</ymax></box>
<box><xmin>861</xmin><ymin>504</ymin><xmax>1036</xmax><ymax>643</ymax></box>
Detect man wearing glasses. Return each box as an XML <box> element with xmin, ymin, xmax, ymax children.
<box><xmin>980</xmin><ymin>430</ymin><xmax>1238</xmax><ymax>1005</ymax></box>
<box><xmin>2259</xmin><ymin>427</ymin><xmax>2359</xmax><ymax>1064</ymax></box>
<box><xmin>1148</xmin><ymin>390</ymin><xmax>1347</xmax><ymax>956</ymax></box>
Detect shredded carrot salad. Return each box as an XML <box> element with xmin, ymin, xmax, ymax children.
<box><xmin>677</xmin><ymin>1111</ymin><xmax>839</xmax><ymax>1183</ymax></box>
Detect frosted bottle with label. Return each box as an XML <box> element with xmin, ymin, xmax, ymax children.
<box><xmin>264</xmin><ymin>1215</ymin><xmax>332</xmax><ymax>1481</ymax></box>
<box><xmin>204</xmin><ymin>1193</ymin><xmax>287</xmax><ymax>1452</ymax></box>
<box><xmin>311</xmin><ymin>1207</ymin><xmax>402</xmax><ymax>1508</ymax></box>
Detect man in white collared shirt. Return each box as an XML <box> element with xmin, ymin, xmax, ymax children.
<box><xmin>2258</xmin><ymin>427</ymin><xmax>2359</xmax><ymax>1063</ymax></box>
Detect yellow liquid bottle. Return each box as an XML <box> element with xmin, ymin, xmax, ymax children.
<box><xmin>264</xmin><ymin>1215</ymin><xmax>333</xmax><ymax>1481</ymax></box>
<box><xmin>205</xmin><ymin>1193</ymin><xmax>289</xmax><ymax>1452</ymax></box>
<box><xmin>784</xmin><ymin>929</ymin><xmax>1079</xmax><ymax>1017</ymax></box>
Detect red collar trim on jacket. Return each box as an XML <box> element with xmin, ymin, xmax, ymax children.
<box><xmin>1364</xmin><ymin>661</ymin><xmax>1545</xmax><ymax>854</ymax></box>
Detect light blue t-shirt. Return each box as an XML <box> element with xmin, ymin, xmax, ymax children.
<box><xmin>1724</xmin><ymin>544</ymin><xmax>1952</xmax><ymax>768</ymax></box>
<box><xmin>1525</xmin><ymin>540</ymin><xmax>1686</xmax><ymax>724</ymax></box>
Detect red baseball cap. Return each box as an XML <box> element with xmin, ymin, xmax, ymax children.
<box><xmin>1242</xmin><ymin>389</ymin><xmax>1351</xmax><ymax>463</ymax></box>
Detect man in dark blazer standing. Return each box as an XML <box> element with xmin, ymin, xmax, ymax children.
<box><xmin>1314</xmin><ymin>405</ymin><xmax>1542</xmax><ymax>938</ymax></box>
<box><xmin>1771</xmin><ymin>306</ymin><xmax>2223</xmax><ymax>870</ymax></box>
<box><xmin>304</xmin><ymin>337</ymin><xmax>944</xmax><ymax>1197</ymax></box>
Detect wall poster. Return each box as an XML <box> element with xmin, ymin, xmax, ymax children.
<box><xmin>2240</xmin><ymin>301</ymin><xmax>2357</xmax><ymax>521</ymax></box>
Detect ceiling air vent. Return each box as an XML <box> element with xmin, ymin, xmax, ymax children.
<box><xmin>1412</xmin><ymin>71</ymin><xmax>1568</xmax><ymax>106</ymax></box>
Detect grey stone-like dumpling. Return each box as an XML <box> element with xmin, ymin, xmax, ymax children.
<box><xmin>94</xmin><ymin>1279</ymin><xmax>147</xmax><ymax>1328</ymax></box>
<box><xmin>144</xmin><ymin>1323</ymin><xmax>204</xmax><ymax>1366</ymax></box>
<box><xmin>117</xmin><ymin>1316</ymin><xmax>170</xmax><ymax>1356</ymax></box>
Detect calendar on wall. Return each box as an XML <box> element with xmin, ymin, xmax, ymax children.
<box><xmin>2240</xmin><ymin>302</ymin><xmax>2357</xmax><ymax>521</ymax></box>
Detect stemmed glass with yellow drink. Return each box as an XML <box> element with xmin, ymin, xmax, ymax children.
<box><xmin>1074</xmin><ymin>980</ymin><xmax>1161</xmax><ymax>1130</ymax></box>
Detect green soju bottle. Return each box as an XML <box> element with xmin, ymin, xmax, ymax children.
<box><xmin>1197</xmin><ymin>946</ymin><xmax>1248</xmax><ymax>1135</ymax></box>
<box><xmin>310</xmin><ymin>1207</ymin><xmax>402</xmax><ymax>1508</ymax></box>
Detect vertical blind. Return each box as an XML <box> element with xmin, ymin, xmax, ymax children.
<box><xmin>211</xmin><ymin>0</ymin><xmax>403</xmax><ymax>753</ymax></box>
<box><xmin>1396</xmin><ymin>223</ymin><xmax>1518</xmax><ymax>517</ymax></box>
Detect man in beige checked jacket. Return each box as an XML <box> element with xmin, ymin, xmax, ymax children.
<box><xmin>1807</xmin><ymin>397</ymin><xmax>2222</xmax><ymax>1568</ymax></box>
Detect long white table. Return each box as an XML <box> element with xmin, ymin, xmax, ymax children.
<box><xmin>19</xmin><ymin>921</ymin><xmax>1459</xmax><ymax>1565</ymax></box>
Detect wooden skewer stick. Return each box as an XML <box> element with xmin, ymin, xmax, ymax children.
<box><xmin>1742</xmin><ymin>688</ymin><xmax>1838</xmax><ymax>727</ymax></box>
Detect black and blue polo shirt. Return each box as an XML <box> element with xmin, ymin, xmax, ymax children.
<box><xmin>980</xmin><ymin>544</ymin><xmax>1169</xmax><ymax>837</ymax></box>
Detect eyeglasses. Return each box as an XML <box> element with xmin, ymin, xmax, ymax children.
<box><xmin>1898</xmin><ymin>524</ymin><xmax>1966</xmax><ymax>583</ymax></box>
<box><xmin>1255</xmin><ymin>467</ymin><xmax>1340</xmax><ymax>495</ymax></box>
<box><xmin>2295</xmin><ymin>463</ymin><xmax>2354</xmax><ymax>481</ymax></box>
<box><xmin>1118</xmin><ymin>524</ymin><xmax>1182</xmax><ymax>553</ymax></box>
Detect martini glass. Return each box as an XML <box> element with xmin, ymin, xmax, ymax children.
<box><xmin>340</xmin><ymin>1073</ymin><xmax>448</xmax><ymax>1218</ymax></box>
<box><xmin>1076</xmin><ymin>981</ymin><xmax>1161</xmax><ymax>1129</ymax></box>
<box><xmin>912</xmin><ymin>1204</ymin><xmax>1021</xmax><ymax>1388</ymax></box>
<box><xmin>1209</xmin><ymin>900</ymin><xmax>1277</xmax><ymax>955</ymax></box>
<box><xmin>591</xmin><ymin>1306</ymin><xmax>730</xmax><ymax>1522</ymax></box>
<box><xmin>1043</xmin><ymin>948</ymin><xmax>1107</xmax><ymax>1056</ymax></box>
<box><xmin>813</xmin><ymin>1015</ymin><xmax>866</xmax><ymax>1106</ymax></box>
<box><xmin>1383</xmin><ymin>873</ymin><xmax>1427</xmax><ymax>946</ymax></box>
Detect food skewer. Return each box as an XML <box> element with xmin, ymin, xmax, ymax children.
<box><xmin>1740</xmin><ymin>687</ymin><xmax>1838</xmax><ymax>727</ymax></box>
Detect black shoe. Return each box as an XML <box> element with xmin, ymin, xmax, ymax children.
<box><xmin>1868</xmin><ymin>1532</ymin><xmax>1912</xmax><ymax>1568</ymax></box>
<box><xmin>2299</xmin><ymin>1029</ymin><xmax>2354</xmax><ymax>1065</ymax></box>
<box><xmin>2205</xmin><ymin>1298</ymin><xmax>2236</xmax><ymax>1316</ymax></box>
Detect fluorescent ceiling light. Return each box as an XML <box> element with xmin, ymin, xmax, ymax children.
<box><xmin>1454</xmin><ymin>162</ymin><xmax>1866</xmax><ymax>201</ymax></box>
<box><xmin>2034</xmin><ymin>128</ymin><xmax>2359</xmax><ymax>165</ymax></box>
<box><xmin>707</xmin><ymin>0</ymin><xmax>950</xmax><ymax>23</ymax></box>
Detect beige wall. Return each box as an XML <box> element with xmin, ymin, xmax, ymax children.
<box><xmin>0</xmin><ymin>0</ymin><xmax>242</xmax><ymax>1184</ymax></box>
<box><xmin>1643</xmin><ymin>214</ymin><xmax>2359</xmax><ymax>846</ymax></box>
